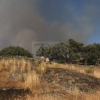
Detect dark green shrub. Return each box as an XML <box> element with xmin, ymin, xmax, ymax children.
<box><xmin>0</xmin><ymin>46</ymin><xmax>33</xmax><ymax>58</ymax></box>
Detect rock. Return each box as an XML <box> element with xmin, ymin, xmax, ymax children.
<box><xmin>45</xmin><ymin>58</ymin><xmax>50</xmax><ymax>63</ymax></box>
<box><xmin>9</xmin><ymin>73</ymin><xmax>23</xmax><ymax>82</ymax></box>
<box><xmin>40</xmin><ymin>56</ymin><xmax>45</xmax><ymax>62</ymax></box>
<box><xmin>40</xmin><ymin>68</ymin><xmax>100</xmax><ymax>92</ymax></box>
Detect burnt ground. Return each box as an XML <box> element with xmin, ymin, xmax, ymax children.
<box><xmin>0</xmin><ymin>67</ymin><xmax>100</xmax><ymax>99</ymax></box>
<box><xmin>0</xmin><ymin>89</ymin><xmax>31</xmax><ymax>100</ymax></box>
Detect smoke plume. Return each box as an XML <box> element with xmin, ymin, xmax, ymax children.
<box><xmin>0</xmin><ymin>0</ymin><xmax>99</xmax><ymax>53</ymax></box>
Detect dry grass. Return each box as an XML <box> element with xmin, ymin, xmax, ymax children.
<box><xmin>1</xmin><ymin>58</ymin><xmax>100</xmax><ymax>100</ymax></box>
<box><xmin>0</xmin><ymin>57</ymin><xmax>33</xmax><ymax>73</ymax></box>
<box><xmin>84</xmin><ymin>67</ymin><xmax>94</xmax><ymax>74</ymax></box>
<box><xmin>46</xmin><ymin>62</ymin><xmax>83</xmax><ymax>71</ymax></box>
<box><xmin>36</xmin><ymin>62</ymin><xmax>47</xmax><ymax>75</ymax></box>
<box><xmin>34</xmin><ymin>60</ymin><xmax>40</xmax><ymax>67</ymax></box>
<box><xmin>25</xmin><ymin>95</ymin><xmax>65</xmax><ymax>100</ymax></box>
<box><xmin>0</xmin><ymin>57</ymin><xmax>40</xmax><ymax>90</ymax></box>
<box><xmin>24</xmin><ymin>70</ymin><xmax>40</xmax><ymax>90</ymax></box>
<box><xmin>37</xmin><ymin>62</ymin><xmax>100</xmax><ymax>80</ymax></box>
<box><xmin>12</xmin><ymin>91</ymin><xmax>100</xmax><ymax>100</ymax></box>
<box><xmin>0</xmin><ymin>63</ymin><xmax>4</xmax><ymax>71</ymax></box>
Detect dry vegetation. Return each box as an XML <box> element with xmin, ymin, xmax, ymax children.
<box><xmin>0</xmin><ymin>57</ymin><xmax>40</xmax><ymax>90</ymax></box>
<box><xmin>0</xmin><ymin>58</ymin><xmax>100</xmax><ymax>99</ymax></box>
<box><xmin>24</xmin><ymin>91</ymin><xmax>100</xmax><ymax>100</ymax></box>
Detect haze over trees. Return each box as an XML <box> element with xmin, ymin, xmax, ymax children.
<box><xmin>36</xmin><ymin>39</ymin><xmax>100</xmax><ymax>65</ymax></box>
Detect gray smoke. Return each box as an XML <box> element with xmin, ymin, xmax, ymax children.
<box><xmin>0</xmin><ymin>0</ymin><xmax>99</xmax><ymax>53</ymax></box>
<box><xmin>0</xmin><ymin>0</ymin><xmax>47</xmax><ymax>52</ymax></box>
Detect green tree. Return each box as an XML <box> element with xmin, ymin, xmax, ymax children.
<box><xmin>68</xmin><ymin>39</ymin><xmax>84</xmax><ymax>63</ymax></box>
<box><xmin>69</xmin><ymin>39</ymin><xmax>84</xmax><ymax>53</ymax></box>
<box><xmin>0</xmin><ymin>46</ymin><xmax>33</xmax><ymax>58</ymax></box>
<box><xmin>36</xmin><ymin>39</ymin><xmax>100</xmax><ymax>65</ymax></box>
<box><xmin>36</xmin><ymin>42</ymin><xmax>69</xmax><ymax>63</ymax></box>
<box><xmin>50</xmin><ymin>42</ymin><xmax>69</xmax><ymax>63</ymax></box>
<box><xmin>36</xmin><ymin>46</ymin><xmax>51</xmax><ymax>58</ymax></box>
<box><xmin>84</xmin><ymin>43</ymin><xmax>100</xmax><ymax>65</ymax></box>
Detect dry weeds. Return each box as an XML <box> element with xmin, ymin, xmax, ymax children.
<box><xmin>12</xmin><ymin>91</ymin><xmax>100</xmax><ymax>100</ymax></box>
<box><xmin>0</xmin><ymin>58</ymin><xmax>100</xmax><ymax>99</ymax></box>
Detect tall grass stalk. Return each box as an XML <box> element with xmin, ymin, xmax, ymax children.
<box><xmin>24</xmin><ymin>71</ymin><xmax>40</xmax><ymax>90</ymax></box>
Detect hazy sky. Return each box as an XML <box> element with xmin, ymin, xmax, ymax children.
<box><xmin>0</xmin><ymin>0</ymin><xmax>100</xmax><ymax>52</ymax></box>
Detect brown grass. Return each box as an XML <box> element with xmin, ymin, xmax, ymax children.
<box><xmin>12</xmin><ymin>91</ymin><xmax>100</xmax><ymax>100</ymax></box>
<box><xmin>0</xmin><ymin>57</ymin><xmax>40</xmax><ymax>90</ymax></box>
<box><xmin>1</xmin><ymin>58</ymin><xmax>100</xmax><ymax>99</ymax></box>
<box><xmin>24</xmin><ymin>71</ymin><xmax>40</xmax><ymax>90</ymax></box>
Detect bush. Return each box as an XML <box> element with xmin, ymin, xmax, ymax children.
<box><xmin>0</xmin><ymin>46</ymin><xmax>33</xmax><ymax>58</ymax></box>
<box><xmin>84</xmin><ymin>68</ymin><xmax>94</xmax><ymax>74</ymax></box>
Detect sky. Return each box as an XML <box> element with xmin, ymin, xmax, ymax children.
<box><xmin>0</xmin><ymin>0</ymin><xmax>100</xmax><ymax>52</ymax></box>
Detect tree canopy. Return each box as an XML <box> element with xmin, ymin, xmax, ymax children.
<box><xmin>36</xmin><ymin>39</ymin><xmax>100</xmax><ymax>65</ymax></box>
<box><xmin>0</xmin><ymin>46</ymin><xmax>33</xmax><ymax>58</ymax></box>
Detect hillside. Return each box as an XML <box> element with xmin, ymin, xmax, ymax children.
<box><xmin>0</xmin><ymin>57</ymin><xmax>100</xmax><ymax>99</ymax></box>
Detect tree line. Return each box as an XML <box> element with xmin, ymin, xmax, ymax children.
<box><xmin>36</xmin><ymin>39</ymin><xmax>100</xmax><ymax>65</ymax></box>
